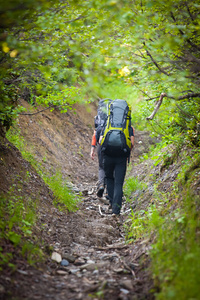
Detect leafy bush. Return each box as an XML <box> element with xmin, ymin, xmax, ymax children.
<box><xmin>0</xmin><ymin>186</ymin><xmax>42</xmax><ymax>270</ymax></box>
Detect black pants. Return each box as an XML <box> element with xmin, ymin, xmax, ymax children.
<box><xmin>103</xmin><ymin>154</ymin><xmax>127</xmax><ymax>215</ymax></box>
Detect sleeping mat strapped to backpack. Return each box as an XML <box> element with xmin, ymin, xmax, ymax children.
<box><xmin>100</xmin><ymin>99</ymin><xmax>132</xmax><ymax>157</ymax></box>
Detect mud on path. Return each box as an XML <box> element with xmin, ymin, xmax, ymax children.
<box><xmin>0</xmin><ymin>101</ymin><xmax>156</xmax><ymax>300</ymax></box>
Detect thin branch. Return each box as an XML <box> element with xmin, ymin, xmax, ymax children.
<box><xmin>132</xmin><ymin>51</ymin><xmax>147</xmax><ymax>59</ymax></box>
<box><xmin>65</xmin><ymin>14</ymin><xmax>86</xmax><ymax>24</ymax></box>
<box><xmin>137</xmin><ymin>49</ymin><xmax>147</xmax><ymax>59</ymax></box>
<box><xmin>176</xmin><ymin>92</ymin><xmax>200</xmax><ymax>100</ymax></box>
<box><xmin>18</xmin><ymin>104</ymin><xmax>56</xmax><ymax>116</ymax></box>
<box><xmin>170</xmin><ymin>11</ymin><xmax>200</xmax><ymax>52</ymax></box>
<box><xmin>176</xmin><ymin>104</ymin><xmax>198</xmax><ymax>121</ymax></box>
<box><xmin>98</xmin><ymin>205</ymin><xmax>103</xmax><ymax>216</ymax></box>
<box><xmin>146</xmin><ymin>93</ymin><xmax>166</xmax><ymax>120</ymax></box>
<box><xmin>146</xmin><ymin>92</ymin><xmax>200</xmax><ymax>102</ymax></box>
<box><xmin>145</xmin><ymin>49</ymin><xmax>170</xmax><ymax>76</ymax></box>
<box><xmin>134</xmin><ymin>84</ymin><xmax>155</xmax><ymax>99</ymax></box>
<box><xmin>185</xmin><ymin>2</ymin><xmax>195</xmax><ymax>22</ymax></box>
<box><xmin>146</xmin><ymin>91</ymin><xmax>200</xmax><ymax>121</ymax></box>
<box><xmin>186</xmin><ymin>73</ymin><xmax>200</xmax><ymax>79</ymax></box>
<box><xmin>148</xmin><ymin>120</ymin><xmax>165</xmax><ymax>137</ymax></box>
<box><xmin>178</xmin><ymin>52</ymin><xmax>200</xmax><ymax>64</ymax></box>
<box><xmin>145</xmin><ymin>96</ymin><xmax>160</xmax><ymax>101</ymax></box>
<box><xmin>153</xmin><ymin>119</ymin><xmax>169</xmax><ymax>135</ymax></box>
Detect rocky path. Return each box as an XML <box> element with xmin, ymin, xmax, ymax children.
<box><xmin>1</xmin><ymin>181</ymin><xmax>153</xmax><ymax>300</ymax></box>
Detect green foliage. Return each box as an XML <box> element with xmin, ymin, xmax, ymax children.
<box><xmin>43</xmin><ymin>171</ymin><xmax>79</xmax><ymax>212</ymax></box>
<box><xmin>177</xmin><ymin>152</ymin><xmax>200</xmax><ymax>185</ymax></box>
<box><xmin>126</xmin><ymin>145</ymin><xmax>200</xmax><ymax>299</ymax></box>
<box><xmin>0</xmin><ymin>249</ymin><xmax>13</xmax><ymax>271</ymax></box>
<box><xmin>0</xmin><ymin>184</ymin><xmax>41</xmax><ymax>270</ymax></box>
<box><xmin>126</xmin><ymin>204</ymin><xmax>164</xmax><ymax>242</ymax></box>
<box><xmin>6</xmin><ymin>125</ymin><xmax>37</xmax><ymax>167</ymax></box>
<box><xmin>35</xmin><ymin>86</ymin><xmax>82</xmax><ymax>113</ymax></box>
<box><xmin>6</xmin><ymin>126</ymin><xmax>80</xmax><ymax>212</ymax></box>
<box><xmin>3</xmin><ymin>124</ymin><xmax>80</xmax><ymax>270</ymax></box>
<box><xmin>1</xmin><ymin>184</ymin><xmax>36</xmax><ymax>237</ymax></box>
<box><xmin>2</xmin><ymin>1</ymin><xmax>200</xmax><ymax>292</ymax></box>
<box><xmin>1</xmin><ymin>0</ymin><xmax>200</xmax><ymax>145</ymax></box>
<box><xmin>99</xmin><ymin>80</ymin><xmax>138</xmax><ymax>105</ymax></box>
<box><xmin>126</xmin><ymin>191</ymin><xmax>200</xmax><ymax>299</ymax></box>
<box><xmin>151</xmin><ymin>193</ymin><xmax>200</xmax><ymax>300</ymax></box>
<box><xmin>124</xmin><ymin>176</ymin><xmax>146</xmax><ymax>199</ymax></box>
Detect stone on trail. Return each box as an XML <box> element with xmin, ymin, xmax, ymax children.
<box><xmin>51</xmin><ymin>251</ymin><xmax>62</xmax><ymax>263</ymax></box>
<box><xmin>74</xmin><ymin>257</ymin><xmax>85</xmax><ymax>265</ymax></box>
<box><xmin>80</xmin><ymin>261</ymin><xmax>107</xmax><ymax>271</ymax></box>
<box><xmin>120</xmin><ymin>279</ymin><xmax>133</xmax><ymax>290</ymax></box>
<box><xmin>62</xmin><ymin>252</ymin><xmax>76</xmax><ymax>263</ymax></box>
<box><xmin>60</xmin><ymin>259</ymin><xmax>69</xmax><ymax>266</ymax></box>
<box><xmin>56</xmin><ymin>270</ymin><xmax>68</xmax><ymax>275</ymax></box>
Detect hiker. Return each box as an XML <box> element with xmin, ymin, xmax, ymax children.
<box><xmin>90</xmin><ymin>99</ymin><xmax>112</xmax><ymax>197</ymax></box>
<box><xmin>90</xmin><ymin>126</ymin><xmax>105</xmax><ymax>197</ymax></box>
<box><xmin>100</xmin><ymin>99</ymin><xmax>134</xmax><ymax>216</ymax></box>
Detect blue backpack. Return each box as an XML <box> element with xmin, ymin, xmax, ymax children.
<box><xmin>94</xmin><ymin>99</ymin><xmax>112</xmax><ymax>129</ymax></box>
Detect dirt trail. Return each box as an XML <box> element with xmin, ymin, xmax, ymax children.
<box><xmin>0</xmin><ymin>102</ymin><xmax>156</xmax><ymax>300</ymax></box>
<box><xmin>1</xmin><ymin>188</ymin><xmax>154</xmax><ymax>300</ymax></box>
<box><xmin>9</xmin><ymin>188</ymin><xmax>153</xmax><ymax>300</ymax></box>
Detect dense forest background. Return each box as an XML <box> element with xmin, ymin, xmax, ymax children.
<box><xmin>0</xmin><ymin>0</ymin><xmax>200</xmax><ymax>299</ymax></box>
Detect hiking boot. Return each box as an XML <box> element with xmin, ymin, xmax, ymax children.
<box><xmin>97</xmin><ymin>185</ymin><xmax>104</xmax><ymax>198</ymax></box>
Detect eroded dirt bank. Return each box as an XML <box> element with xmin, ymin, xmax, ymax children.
<box><xmin>0</xmin><ymin>101</ymin><xmax>157</xmax><ymax>300</ymax></box>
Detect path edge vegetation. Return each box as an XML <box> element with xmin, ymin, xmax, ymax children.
<box><xmin>124</xmin><ymin>141</ymin><xmax>200</xmax><ymax>299</ymax></box>
<box><xmin>0</xmin><ymin>125</ymin><xmax>80</xmax><ymax>272</ymax></box>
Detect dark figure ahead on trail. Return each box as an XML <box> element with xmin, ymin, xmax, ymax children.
<box><xmin>90</xmin><ymin>126</ymin><xmax>105</xmax><ymax>197</ymax></box>
<box><xmin>100</xmin><ymin>99</ymin><xmax>134</xmax><ymax>216</ymax></box>
<box><xmin>90</xmin><ymin>99</ymin><xmax>112</xmax><ymax>198</ymax></box>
